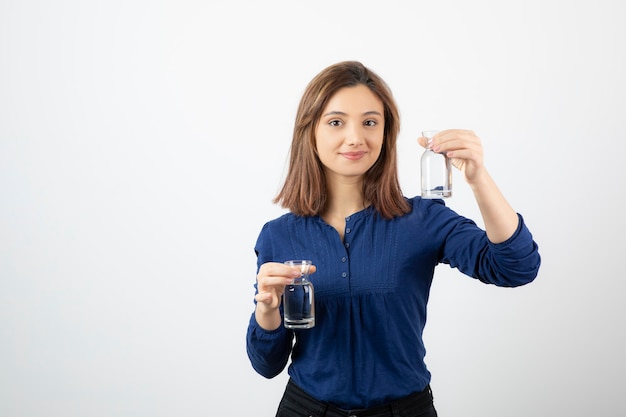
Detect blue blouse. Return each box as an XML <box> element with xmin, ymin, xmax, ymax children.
<box><xmin>246</xmin><ymin>196</ymin><xmax>540</xmax><ymax>409</ymax></box>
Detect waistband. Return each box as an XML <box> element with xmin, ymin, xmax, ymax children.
<box><xmin>282</xmin><ymin>379</ymin><xmax>434</xmax><ymax>417</ymax></box>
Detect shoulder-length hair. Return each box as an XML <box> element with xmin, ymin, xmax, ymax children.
<box><xmin>273</xmin><ymin>61</ymin><xmax>410</xmax><ymax>219</ymax></box>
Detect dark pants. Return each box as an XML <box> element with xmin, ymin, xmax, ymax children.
<box><xmin>276</xmin><ymin>379</ymin><xmax>438</xmax><ymax>417</ymax></box>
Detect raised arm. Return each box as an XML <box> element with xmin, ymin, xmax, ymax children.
<box><xmin>419</xmin><ymin>129</ymin><xmax>518</xmax><ymax>243</ymax></box>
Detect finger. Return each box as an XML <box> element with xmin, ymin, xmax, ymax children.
<box><xmin>260</xmin><ymin>262</ymin><xmax>300</xmax><ymax>278</ymax></box>
<box><xmin>258</xmin><ymin>263</ymin><xmax>300</xmax><ymax>285</ymax></box>
<box><xmin>435</xmin><ymin>132</ymin><xmax>481</xmax><ymax>154</ymax></box>
<box><xmin>445</xmin><ymin>147</ymin><xmax>481</xmax><ymax>162</ymax></box>
<box><xmin>254</xmin><ymin>292</ymin><xmax>273</xmax><ymax>303</ymax></box>
<box><xmin>257</xmin><ymin>275</ymin><xmax>294</xmax><ymax>293</ymax></box>
<box><xmin>254</xmin><ymin>292</ymin><xmax>282</xmax><ymax>311</ymax></box>
<box><xmin>283</xmin><ymin>263</ymin><xmax>317</xmax><ymax>276</ymax></box>
<box><xmin>258</xmin><ymin>262</ymin><xmax>317</xmax><ymax>283</ymax></box>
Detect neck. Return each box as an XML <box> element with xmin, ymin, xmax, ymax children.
<box><xmin>323</xmin><ymin>177</ymin><xmax>367</xmax><ymax>219</ymax></box>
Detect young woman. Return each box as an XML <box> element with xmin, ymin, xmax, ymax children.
<box><xmin>246</xmin><ymin>61</ymin><xmax>540</xmax><ymax>417</ymax></box>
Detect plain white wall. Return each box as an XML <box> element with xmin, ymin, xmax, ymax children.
<box><xmin>1</xmin><ymin>1</ymin><xmax>625</xmax><ymax>416</ymax></box>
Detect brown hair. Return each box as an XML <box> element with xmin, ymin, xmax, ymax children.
<box><xmin>273</xmin><ymin>61</ymin><xmax>410</xmax><ymax>219</ymax></box>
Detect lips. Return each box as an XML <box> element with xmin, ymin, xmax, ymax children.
<box><xmin>341</xmin><ymin>151</ymin><xmax>366</xmax><ymax>160</ymax></box>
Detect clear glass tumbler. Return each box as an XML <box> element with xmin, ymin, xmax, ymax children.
<box><xmin>283</xmin><ymin>260</ymin><xmax>315</xmax><ymax>329</ymax></box>
<box><xmin>421</xmin><ymin>130</ymin><xmax>452</xmax><ymax>198</ymax></box>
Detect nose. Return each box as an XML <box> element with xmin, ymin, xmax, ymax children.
<box><xmin>345</xmin><ymin>123</ymin><xmax>364</xmax><ymax>146</ymax></box>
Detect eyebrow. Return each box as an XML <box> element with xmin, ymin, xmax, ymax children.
<box><xmin>322</xmin><ymin>110</ymin><xmax>383</xmax><ymax>118</ymax></box>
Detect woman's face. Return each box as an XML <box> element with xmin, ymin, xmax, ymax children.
<box><xmin>315</xmin><ymin>85</ymin><xmax>385</xmax><ymax>182</ymax></box>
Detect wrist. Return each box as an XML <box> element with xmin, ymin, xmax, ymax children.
<box><xmin>467</xmin><ymin>166</ymin><xmax>491</xmax><ymax>189</ymax></box>
<box><xmin>255</xmin><ymin>304</ymin><xmax>282</xmax><ymax>331</ymax></box>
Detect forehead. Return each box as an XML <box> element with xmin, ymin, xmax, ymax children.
<box><xmin>323</xmin><ymin>85</ymin><xmax>384</xmax><ymax>113</ymax></box>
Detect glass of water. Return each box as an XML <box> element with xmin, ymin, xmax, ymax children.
<box><xmin>421</xmin><ymin>130</ymin><xmax>452</xmax><ymax>199</ymax></box>
<box><xmin>283</xmin><ymin>260</ymin><xmax>315</xmax><ymax>329</ymax></box>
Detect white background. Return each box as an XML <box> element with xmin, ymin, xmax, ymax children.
<box><xmin>1</xmin><ymin>1</ymin><xmax>625</xmax><ymax>416</ymax></box>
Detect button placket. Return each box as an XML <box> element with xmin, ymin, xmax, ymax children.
<box><xmin>341</xmin><ymin>216</ymin><xmax>354</xmax><ymax>279</ymax></box>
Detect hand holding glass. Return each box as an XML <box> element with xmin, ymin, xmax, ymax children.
<box><xmin>283</xmin><ymin>260</ymin><xmax>315</xmax><ymax>329</ymax></box>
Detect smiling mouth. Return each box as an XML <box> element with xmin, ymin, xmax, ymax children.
<box><xmin>341</xmin><ymin>151</ymin><xmax>366</xmax><ymax>160</ymax></box>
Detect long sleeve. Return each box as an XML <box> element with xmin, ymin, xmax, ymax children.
<box><xmin>246</xmin><ymin>313</ymin><xmax>293</xmax><ymax>378</ymax></box>
<box><xmin>245</xmin><ymin>219</ymin><xmax>296</xmax><ymax>379</ymax></box>
<box><xmin>438</xmin><ymin>211</ymin><xmax>541</xmax><ymax>287</ymax></box>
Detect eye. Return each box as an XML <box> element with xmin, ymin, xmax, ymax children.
<box><xmin>364</xmin><ymin>119</ymin><xmax>378</xmax><ymax>127</ymax></box>
<box><xmin>328</xmin><ymin>119</ymin><xmax>342</xmax><ymax>127</ymax></box>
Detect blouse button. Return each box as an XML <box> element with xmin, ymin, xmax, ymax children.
<box><xmin>345</xmin><ymin>227</ymin><xmax>351</xmax><ymax>234</ymax></box>
<box><xmin>342</xmin><ymin>272</ymin><xmax>347</xmax><ymax>278</ymax></box>
<box><xmin>345</xmin><ymin>242</ymin><xmax>350</xmax><ymax>248</ymax></box>
<box><xmin>346</xmin><ymin>216</ymin><xmax>351</xmax><ymax>221</ymax></box>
